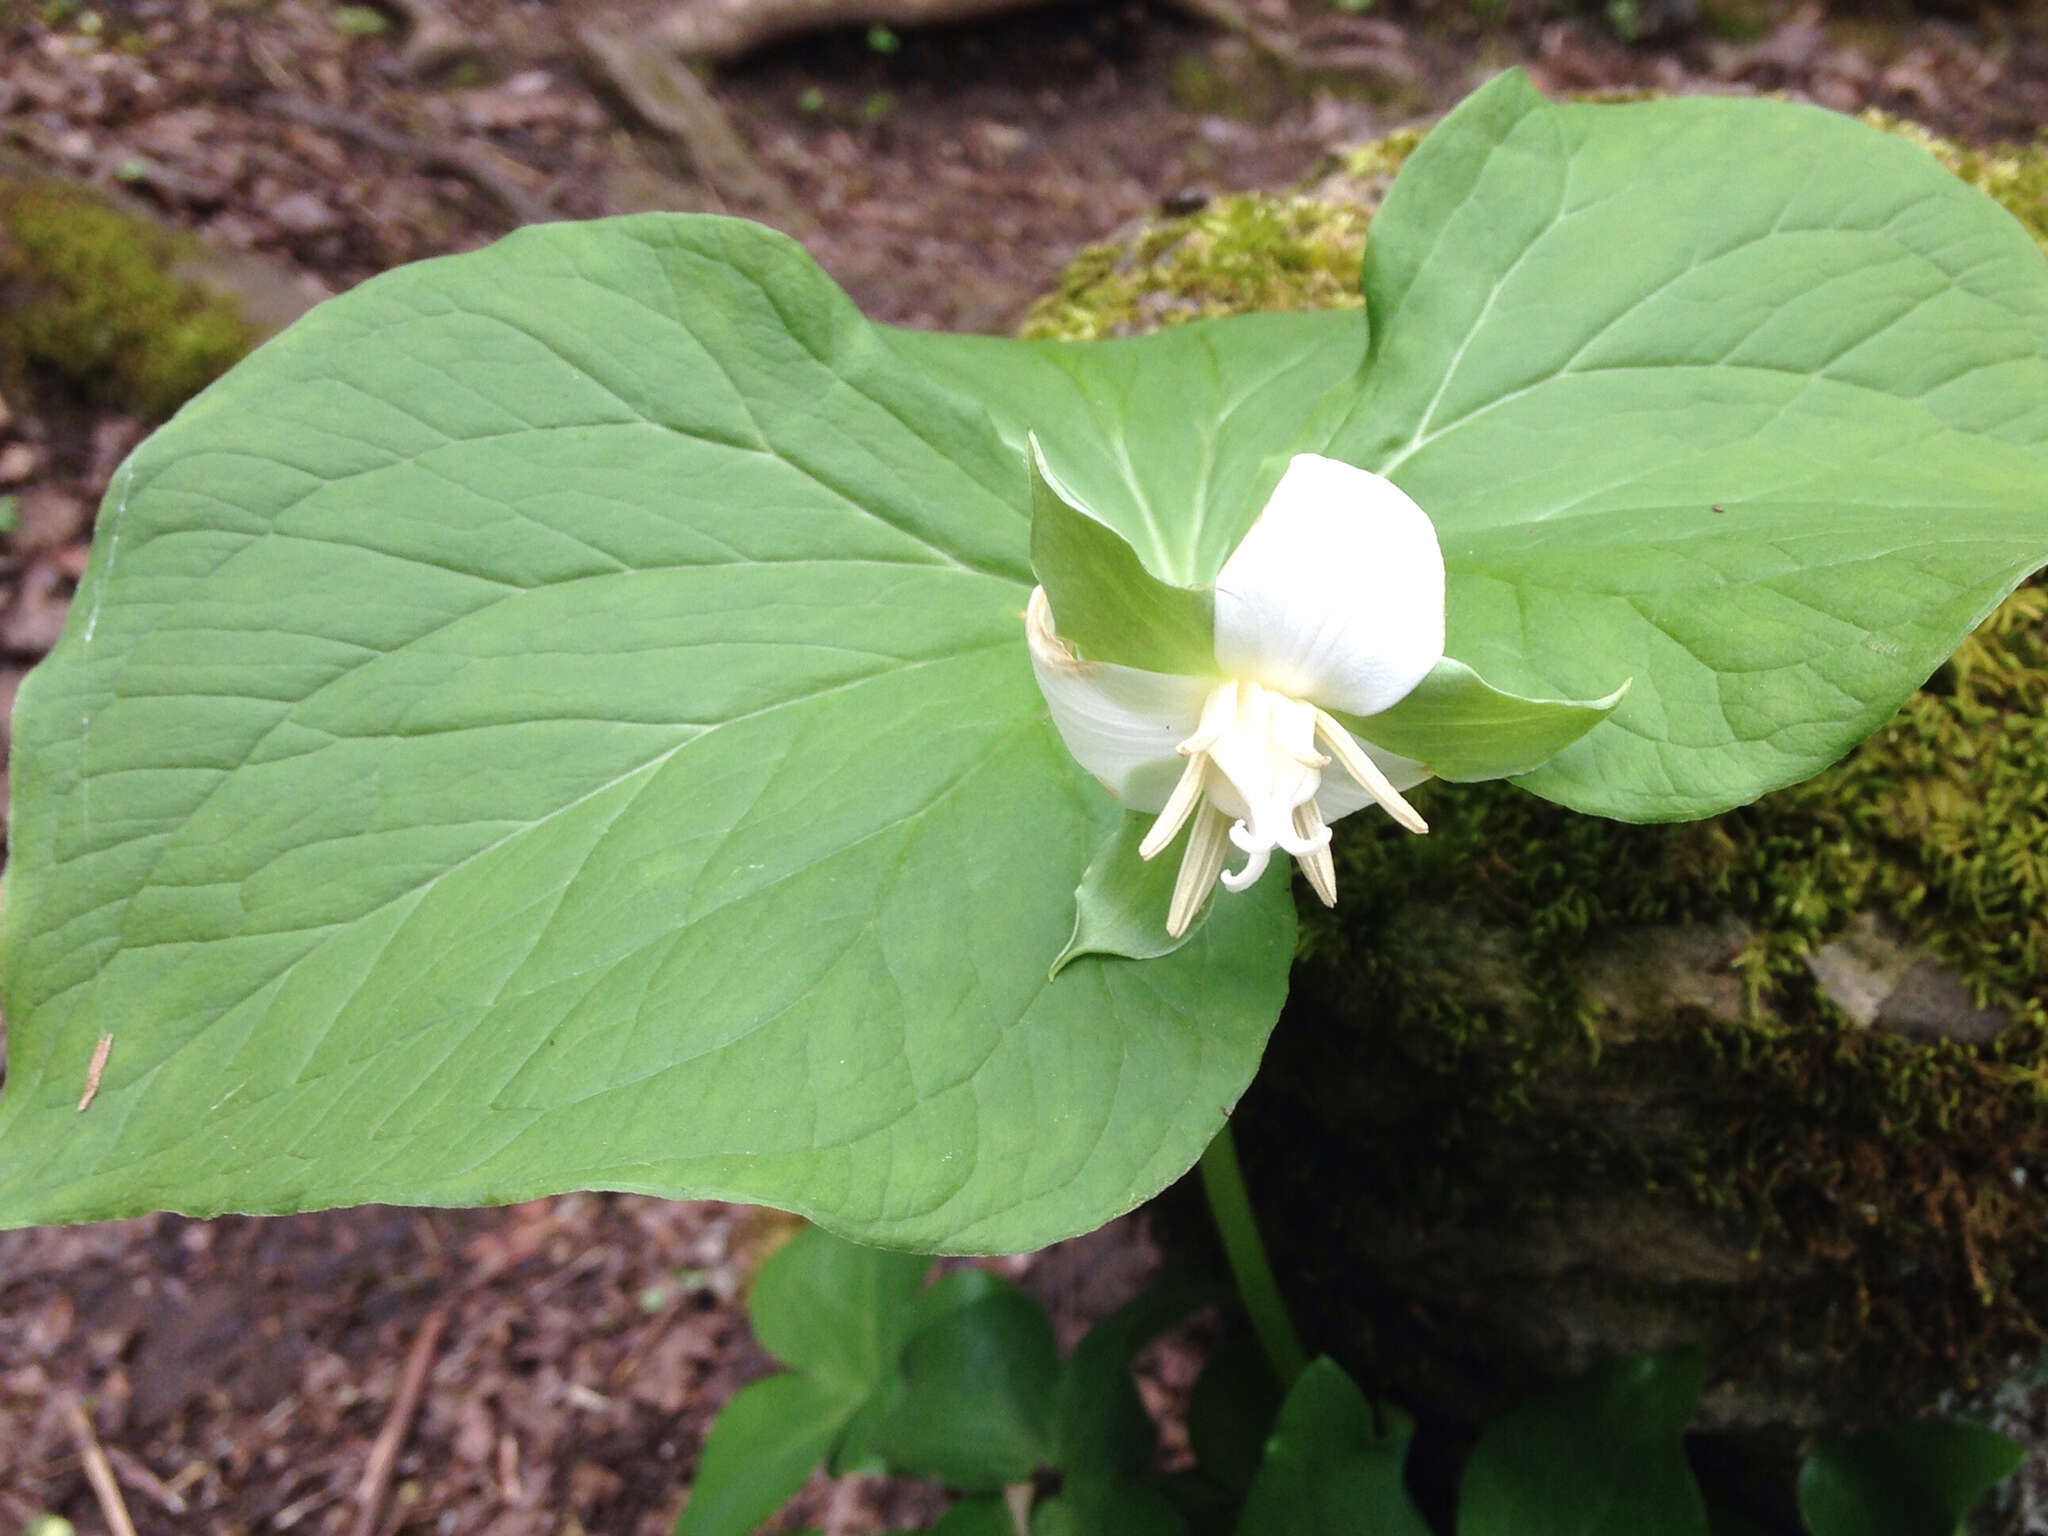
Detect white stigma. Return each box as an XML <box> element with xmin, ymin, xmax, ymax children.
<box><xmin>1138</xmin><ymin>680</ymin><xmax>1429</xmax><ymax>938</ymax></box>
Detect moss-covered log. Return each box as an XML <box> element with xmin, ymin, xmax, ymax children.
<box><xmin>1027</xmin><ymin>116</ymin><xmax>2048</xmax><ymax>1474</ymax></box>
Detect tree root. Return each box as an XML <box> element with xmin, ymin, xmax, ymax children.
<box><xmin>258</xmin><ymin>96</ymin><xmax>554</xmax><ymax>227</ymax></box>
<box><xmin>373</xmin><ymin>0</ymin><xmax>483</xmax><ymax>76</ymax></box>
<box><xmin>572</xmin><ymin>0</ymin><xmax>1403</xmax><ymax>248</ymax></box>
<box><xmin>649</xmin><ymin>0</ymin><xmax>1035</xmax><ymax>60</ymax></box>
<box><xmin>646</xmin><ymin>0</ymin><xmax>1288</xmax><ymax>64</ymax></box>
<box><xmin>577</xmin><ymin>22</ymin><xmax>812</xmax><ymax>230</ymax></box>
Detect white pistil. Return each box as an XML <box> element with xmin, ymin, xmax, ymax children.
<box><xmin>1144</xmin><ymin>679</ymin><xmax>1429</xmax><ymax>937</ymax></box>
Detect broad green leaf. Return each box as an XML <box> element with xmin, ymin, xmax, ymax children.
<box><xmin>886</xmin><ymin>311</ymin><xmax>1369</xmax><ymax>586</ymax></box>
<box><xmin>1052</xmin><ymin>815</ymin><xmax>1206</xmax><ymax>974</ymax></box>
<box><xmin>1797</xmin><ymin>1421</ymin><xmax>2025</xmax><ymax>1536</ymax></box>
<box><xmin>1029</xmin><ymin>435</ymin><xmax>1216</xmax><ymax>675</ymax></box>
<box><xmin>747</xmin><ymin>1226</ymin><xmax>929</xmax><ymax>1393</ymax></box>
<box><xmin>1347</xmin><ymin>657</ymin><xmax>1626</xmax><ymax>782</ymax></box>
<box><xmin>1457</xmin><ymin>1348</ymin><xmax>1708</xmax><ymax>1536</ymax></box>
<box><xmin>1235</xmin><ymin>1357</ymin><xmax>1430</xmax><ymax>1536</ymax></box>
<box><xmin>673</xmin><ymin>1371</ymin><xmax>853</xmax><ymax>1536</ymax></box>
<box><xmin>0</xmin><ymin>213</ymin><xmax>1297</xmax><ymax>1251</ymax></box>
<box><xmin>1322</xmin><ymin>70</ymin><xmax>2048</xmax><ymax>821</ymax></box>
<box><xmin>852</xmin><ymin>1279</ymin><xmax>1059</xmax><ymax>1490</ymax></box>
<box><xmin>1053</xmin><ymin>1270</ymin><xmax>1221</xmax><ymax>1480</ymax></box>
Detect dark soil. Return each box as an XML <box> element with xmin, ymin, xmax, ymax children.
<box><xmin>2</xmin><ymin>0</ymin><xmax>2045</xmax><ymax>1529</ymax></box>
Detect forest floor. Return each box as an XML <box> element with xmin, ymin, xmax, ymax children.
<box><xmin>1</xmin><ymin>0</ymin><xmax>2045</xmax><ymax>1531</ymax></box>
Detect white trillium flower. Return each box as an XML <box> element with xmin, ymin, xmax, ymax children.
<box><xmin>1026</xmin><ymin>453</ymin><xmax>1445</xmax><ymax>938</ymax></box>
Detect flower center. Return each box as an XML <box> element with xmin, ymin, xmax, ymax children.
<box><xmin>1140</xmin><ymin>679</ymin><xmax>1428</xmax><ymax>937</ymax></box>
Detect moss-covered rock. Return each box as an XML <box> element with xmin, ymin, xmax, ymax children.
<box><xmin>1034</xmin><ymin>112</ymin><xmax>2048</xmax><ymax>1470</ymax></box>
<box><xmin>1018</xmin><ymin>133</ymin><xmax>1416</xmax><ymax>342</ymax></box>
<box><xmin>0</xmin><ymin>161</ymin><xmax>283</xmax><ymax>419</ymax></box>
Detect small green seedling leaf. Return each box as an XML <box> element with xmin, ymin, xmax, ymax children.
<box><xmin>747</xmin><ymin>1226</ymin><xmax>930</xmax><ymax>1395</ymax></box>
<box><xmin>1053</xmin><ymin>1270</ymin><xmax>1220</xmax><ymax>1480</ymax></box>
<box><xmin>672</xmin><ymin>1371</ymin><xmax>854</xmax><ymax>1536</ymax></box>
<box><xmin>1457</xmin><ymin>1348</ymin><xmax>1709</xmax><ymax>1536</ymax></box>
<box><xmin>1707</xmin><ymin>1503</ymin><xmax>1777</xmax><ymax>1536</ymax></box>
<box><xmin>1187</xmin><ymin>1333</ymin><xmax>1286</xmax><ymax>1497</ymax></box>
<box><xmin>1029</xmin><ymin>434</ymin><xmax>1217</xmax><ymax>676</ymax></box>
<box><xmin>832</xmin><ymin>1266</ymin><xmax>1012</xmax><ymax>1473</ymax></box>
<box><xmin>676</xmin><ymin>1226</ymin><xmax>931</xmax><ymax>1534</ymax></box>
<box><xmin>852</xmin><ymin>1274</ymin><xmax>1060</xmax><ymax>1490</ymax></box>
<box><xmin>931</xmin><ymin>1495</ymin><xmax>1019</xmax><ymax>1536</ymax></box>
<box><xmin>1155</xmin><ymin>1470</ymin><xmax>1240</xmax><ymax>1536</ymax></box>
<box><xmin>1797</xmin><ymin>1420</ymin><xmax>2026</xmax><ymax>1536</ymax></box>
<box><xmin>330</xmin><ymin>4</ymin><xmax>391</xmax><ymax>35</ymax></box>
<box><xmin>1349</xmin><ymin>657</ymin><xmax>1627</xmax><ymax>783</ymax></box>
<box><xmin>1034</xmin><ymin>1479</ymin><xmax>1192</xmax><ymax>1536</ymax></box>
<box><xmin>1234</xmin><ymin>1357</ymin><xmax>1430</xmax><ymax>1536</ymax></box>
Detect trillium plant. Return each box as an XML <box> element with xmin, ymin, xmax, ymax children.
<box><xmin>1027</xmin><ymin>451</ymin><xmax>1455</xmax><ymax>939</ymax></box>
<box><xmin>2</xmin><ymin>65</ymin><xmax>2048</xmax><ymax>1529</ymax></box>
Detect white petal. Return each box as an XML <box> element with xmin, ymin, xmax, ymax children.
<box><xmin>1316</xmin><ymin>737</ymin><xmax>1431</xmax><ymax>823</ymax></box>
<box><xmin>1213</xmin><ymin>454</ymin><xmax>1445</xmax><ymax>717</ymax></box>
<box><xmin>1026</xmin><ymin>587</ymin><xmax>1210</xmax><ymax>811</ymax></box>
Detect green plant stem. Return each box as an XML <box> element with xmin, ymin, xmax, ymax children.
<box><xmin>1199</xmin><ymin>1122</ymin><xmax>1307</xmax><ymax>1388</ymax></box>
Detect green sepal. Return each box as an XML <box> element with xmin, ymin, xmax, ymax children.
<box><xmin>1029</xmin><ymin>433</ymin><xmax>1218</xmax><ymax>676</ymax></box>
<box><xmin>1343</xmin><ymin>657</ymin><xmax>1627</xmax><ymax>784</ymax></box>
<box><xmin>1052</xmin><ymin>814</ymin><xmax>1205</xmax><ymax>975</ymax></box>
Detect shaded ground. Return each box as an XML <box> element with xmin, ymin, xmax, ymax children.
<box><xmin>0</xmin><ymin>1198</ymin><xmax>1170</xmax><ymax>1534</ymax></box>
<box><xmin>2</xmin><ymin>0</ymin><xmax>2046</xmax><ymax>1530</ymax></box>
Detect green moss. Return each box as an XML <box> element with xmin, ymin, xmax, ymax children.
<box><xmin>1039</xmin><ymin>113</ymin><xmax>2048</xmax><ymax>1425</ymax></box>
<box><xmin>1259</xmin><ymin>600</ymin><xmax>2048</xmax><ymax>1419</ymax></box>
<box><xmin>0</xmin><ymin>178</ymin><xmax>258</xmax><ymax>418</ymax></box>
<box><xmin>1021</xmin><ymin>132</ymin><xmax>1425</xmax><ymax>344</ymax></box>
<box><xmin>1020</xmin><ymin>194</ymin><xmax>1371</xmax><ymax>342</ymax></box>
<box><xmin>1864</xmin><ymin>113</ymin><xmax>2048</xmax><ymax>256</ymax></box>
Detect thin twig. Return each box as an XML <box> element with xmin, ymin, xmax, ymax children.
<box><xmin>64</xmin><ymin>1399</ymin><xmax>139</xmax><ymax>1536</ymax></box>
<box><xmin>350</xmin><ymin>1305</ymin><xmax>449</xmax><ymax>1536</ymax></box>
<box><xmin>257</xmin><ymin>96</ymin><xmax>552</xmax><ymax>227</ymax></box>
<box><xmin>105</xmin><ymin>1444</ymin><xmax>188</xmax><ymax>1515</ymax></box>
<box><xmin>76</xmin><ymin>1033</ymin><xmax>112</xmax><ymax>1112</ymax></box>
